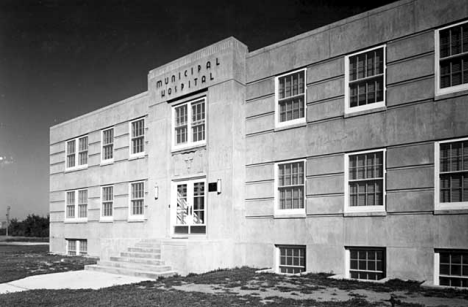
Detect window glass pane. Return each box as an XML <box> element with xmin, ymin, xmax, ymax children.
<box><xmin>278</xmin><ymin>71</ymin><xmax>305</xmax><ymax>123</ymax></box>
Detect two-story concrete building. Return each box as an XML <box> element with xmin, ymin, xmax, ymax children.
<box><xmin>50</xmin><ymin>0</ymin><xmax>468</xmax><ymax>287</ymax></box>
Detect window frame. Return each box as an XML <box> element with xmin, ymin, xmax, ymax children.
<box><xmin>344</xmin><ymin>149</ymin><xmax>386</xmax><ymax>213</ymax></box>
<box><xmin>66</xmin><ymin>239</ymin><xmax>87</xmax><ymax>256</ymax></box>
<box><xmin>100</xmin><ymin>185</ymin><xmax>114</xmax><ymax>222</ymax></box>
<box><xmin>129</xmin><ymin>118</ymin><xmax>145</xmax><ymax>159</ymax></box>
<box><xmin>129</xmin><ymin>181</ymin><xmax>145</xmax><ymax>221</ymax></box>
<box><xmin>65</xmin><ymin>135</ymin><xmax>88</xmax><ymax>171</ymax></box>
<box><xmin>435</xmin><ymin>20</ymin><xmax>468</xmax><ymax>96</ymax></box>
<box><xmin>345</xmin><ymin>247</ymin><xmax>386</xmax><ymax>281</ymax></box>
<box><xmin>101</xmin><ymin>127</ymin><xmax>114</xmax><ymax>164</ymax></box>
<box><xmin>64</xmin><ymin>189</ymin><xmax>88</xmax><ymax>222</ymax></box>
<box><xmin>275</xmin><ymin>245</ymin><xmax>307</xmax><ymax>275</ymax></box>
<box><xmin>434</xmin><ymin>249</ymin><xmax>468</xmax><ymax>288</ymax></box>
<box><xmin>344</xmin><ymin>45</ymin><xmax>386</xmax><ymax>114</ymax></box>
<box><xmin>274</xmin><ymin>159</ymin><xmax>307</xmax><ymax>217</ymax></box>
<box><xmin>274</xmin><ymin>68</ymin><xmax>307</xmax><ymax>129</ymax></box>
<box><xmin>171</xmin><ymin>97</ymin><xmax>207</xmax><ymax>151</ymax></box>
<box><xmin>434</xmin><ymin>137</ymin><xmax>468</xmax><ymax>211</ymax></box>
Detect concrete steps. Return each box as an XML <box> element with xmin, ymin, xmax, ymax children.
<box><xmin>85</xmin><ymin>240</ymin><xmax>176</xmax><ymax>279</ymax></box>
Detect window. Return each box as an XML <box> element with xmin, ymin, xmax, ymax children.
<box><xmin>173</xmin><ymin>98</ymin><xmax>206</xmax><ymax>149</ymax></box>
<box><xmin>436</xmin><ymin>250</ymin><xmax>468</xmax><ymax>288</ymax></box>
<box><xmin>65</xmin><ymin>189</ymin><xmax>87</xmax><ymax>221</ymax></box>
<box><xmin>102</xmin><ymin>128</ymin><xmax>114</xmax><ymax>163</ymax></box>
<box><xmin>277</xmin><ymin>246</ymin><xmax>306</xmax><ymax>274</ymax></box>
<box><xmin>130</xmin><ymin>182</ymin><xmax>144</xmax><ymax>218</ymax></box>
<box><xmin>275</xmin><ymin>160</ymin><xmax>306</xmax><ymax>215</ymax></box>
<box><xmin>436</xmin><ymin>21</ymin><xmax>468</xmax><ymax>96</ymax></box>
<box><xmin>130</xmin><ymin>118</ymin><xmax>145</xmax><ymax>157</ymax></box>
<box><xmin>275</xmin><ymin>69</ymin><xmax>306</xmax><ymax>127</ymax></box>
<box><xmin>67</xmin><ymin>239</ymin><xmax>87</xmax><ymax>256</ymax></box>
<box><xmin>101</xmin><ymin>186</ymin><xmax>113</xmax><ymax>220</ymax></box>
<box><xmin>347</xmin><ymin>247</ymin><xmax>385</xmax><ymax>280</ymax></box>
<box><xmin>435</xmin><ymin>138</ymin><xmax>468</xmax><ymax>210</ymax></box>
<box><xmin>67</xmin><ymin>240</ymin><xmax>76</xmax><ymax>256</ymax></box>
<box><xmin>345</xmin><ymin>150</ymin><xmax>386</xmax><ymax>213</ymax></box>
<box><xmin>78</xmin><ymin>190</ymin><xmax>88</xmax><ymax>218</ymax></box>
<box><xmin>66</xmin><ymin>136</ymin><xmax>88</xmax><ymax>170</ymax></box>
<box><xmin>345</xmin><ymin>46</ymin><xmax>386</xmax><ymax>114</ymax></box>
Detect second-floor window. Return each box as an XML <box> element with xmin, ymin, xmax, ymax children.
<box><xmin>102</xmin><ymin>128</ymin><xmax>114</xmax><ymax>162</ymax></box>
<box><xmin>436</xmin><ymin>21</ymin><xmax>468</xmax><ymax>95</ymax></box>
<box><xmin>275</xmin><ymin>69</ymin><xmax>306</xmax><ymax>127</ymax></box>
<box><xmin>345</xmin><ymin>46</ymin><xmax>386</xmax><ymax>114</ymax></box>
<box><xmin>173</xmin><ymin>98</ymin><xmax>206</xmax><ymax>149</ymax></box>
<box><xmin>130</xmin><ymin>119</ymin><xmax>145</xmax><ymax>157</ymax></box>
<box><xmin>66</xmin><ymin>136</ymin><xmax>88</xmax><ymax>170</ymax></box>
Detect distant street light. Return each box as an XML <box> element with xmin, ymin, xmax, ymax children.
<box><xmin>6</xmin><ymin>206</ymin><xmax>10</xmax><ymax>237</ymax></box>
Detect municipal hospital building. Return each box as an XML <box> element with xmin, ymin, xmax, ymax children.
<box><xmin>50</xmin><ymin>0</ymin><xmax>468</xmax><ymax>287</ymax></box>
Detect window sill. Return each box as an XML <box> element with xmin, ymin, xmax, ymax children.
<box><xmin>171</xmin><ymin>143</ymin><xmax>206</xmax><ymax>155</ymax></box>
<box><xmin>99</xmin><ymin>218</ymin><xmax>114</xmax><ymax>223</ymax></box>
<box><xmin>344</xmin><ymin>211</ymin><xmax>387</xmax><ymax>217</ymax></box>
<box><xmin>274</xmin><ymin>212</ymin><xmax>306</xmax><ymax>219</ymax></box>
<box><xmin>129</xmin><ymin>153</ymin><xmax>145</xmax><ymax>161</ymax></box>
<box><xmin>435</xmin><ymin>86</ymin><xmax>468</xmax><ymax>100</ymax></box>
<box><xmin>64</xmin><ymin>219</ymin><xmax>88</xmax><ymax>224</ymax></box>
<box><xmin>274</xmin><ymin>120</ymin><xmax>307</xmax><ymax>132</ymax></box>
<box><xmin>344</xmin><ymin>105</ymin><xmax>386</xmax><ymax>118</ymax></box>
<box><xmin>65</xmin><ymin>165</ymin><xmax>88</xmax><ymax>173</ymax></box>
<box><xmin>127</xmin><ymin>217</ymin><xmax>145</xmax><ymax>222</ymax></box>
<box><xmin>434</xmin><ymin>208</ymin><xmax>468</xmax><ymax>215</ymax></box>
<box><xmin>100</xmin><ymin>160</ymin><xmax>114</xmax><ymax>166</ymax></box>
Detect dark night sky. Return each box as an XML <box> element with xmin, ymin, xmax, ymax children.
<box><xmin>0</xmin><ymin>0</ymin><xmax>396</xmax><ymax>220</ymax></box>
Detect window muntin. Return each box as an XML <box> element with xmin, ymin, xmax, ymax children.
<box><xmin>436</xmin><ymin>21</ymin><xmax>468</xmax><ymax>95</ymax></box>
<box><xmin>348</xmin><ymin>248</ymin><xmax>385</xmax><ymax>281</ymax></box>
<box><xmin>102</xmin><ymin>128</ymin><xmax>114</xmax><ymax>162</ymax></box>
<box><xmin>345</xmin><ymin>150</ymin><xmax>386</xmax><ymax>212</ymax></box>
<box><xmin>130</xmin><ymin>119</ymin><xmax>145</xmax><ymax>156</ymax></box>
<box><xmin>65</xmin><ymin>189</ymin><xmax>87</xmax><ymax>221</ymax></box>
<box><xmin>278</xmin><ymin>246</ymin><xmax>306</xmax><ymax>274</ymax></box>
<box><xmin>438</xmin><ymin>250</ymin><xmax>468</xmax><ymax>288</ymax></box>
<box><xmin>345</xmin><ymin>46</ymin><xmax>386</xmax><ymax>113</ymax></box>
<box><xmin>66</xmin><ymin>136</ymin><xmax>88</xmax><ymax>170</ymax></box>
<box><xmin>101</xmin><ymin>186</ymin><xmax>113</xmax><ymax>219</ymax></box>
<box><xmin>435</xmin><ymin>138</ymin><xmax>468</xmax><ymax>210</ymax></box>
<box><xmin>277</xmin><ymin>161</ymin><xmax>305</xmax><ymax>211</ymax></box>
<box><xmin>275</xmin><ymin>69</ymin><xmax>306</xmax><ymax>127</ymax></box>
<box><xmin>173</xmin><ymin>98</ymin><xmax>206</xmax><ymax>149</ymax></box>
<box><xmin>130</xmin><ymin>182</ymin><xmax>144</xmax><ymax>217</ymax></box>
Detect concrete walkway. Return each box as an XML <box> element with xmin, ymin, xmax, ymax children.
<box><xmin>0</xmin><ymin>270</ymin><xmax>151</xmax><ymax>294</ymax></box>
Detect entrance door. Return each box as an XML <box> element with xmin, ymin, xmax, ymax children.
<box><xmin>172</xmin><ymin>179</ymin><xmax>206</xmax><ymax>235</ymax></box>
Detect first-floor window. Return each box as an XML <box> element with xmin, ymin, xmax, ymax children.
<box><xmin>102</xmin><ymin>186</ymin><xmax>113</xmax><ymax>218</ymax></box>
<box><xmin>277</xmin><ymin>160</ymin><xmax>305</xmax><ymax>212</ymax></box>
<box><xmin>346</xmin><ymin>150</ymin><xmax>385</xmax><ymax>212</ymax></box>
<box><xmin>65</xmin><ymin>189</ymin><xmax>87</xmax><ymax>221</ymax></box>
<box><xmin>348</xmin><ymin>247</ymin><xmax>385</xmax><ymax>280</ymax></box>
<box><xmin>130</xmin><ymin>182</ymin><xmax>144</xmax><ymax>216</ymax></box>
<box><xmin>438</xmin><ymin>250</ymin><xmax>468</xmax><ymax>288</ymax></box>
<box><xmin>278</xmin><ymin>245</ymin><xmax>306</xmax><ymax>274</ymax></box>
<box><xmin>79</xmin><ymin>240</ymin><xmax>88</xmax><ymax>255</ymax></box>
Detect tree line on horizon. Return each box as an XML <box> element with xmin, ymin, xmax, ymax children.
<box><xmin>0</xmin><ymin>214</ymin><xmax>49</xmax><ymax>237</ymax></box>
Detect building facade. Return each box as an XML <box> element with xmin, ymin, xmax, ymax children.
<box><xmin>50</xmin><ymin>0</ymin><xmax>468</xmax><ymax>287</ymax></box>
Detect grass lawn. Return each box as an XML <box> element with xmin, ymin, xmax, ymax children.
<box><xmin>0</xmin><ymin>244</ymin><xmax>97</xmax><ymax>283</ymax></box>
<box><xmin>1</xmin><ymin>245</ymin><xmax>468</xmax><ymax>306</ymax></box>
